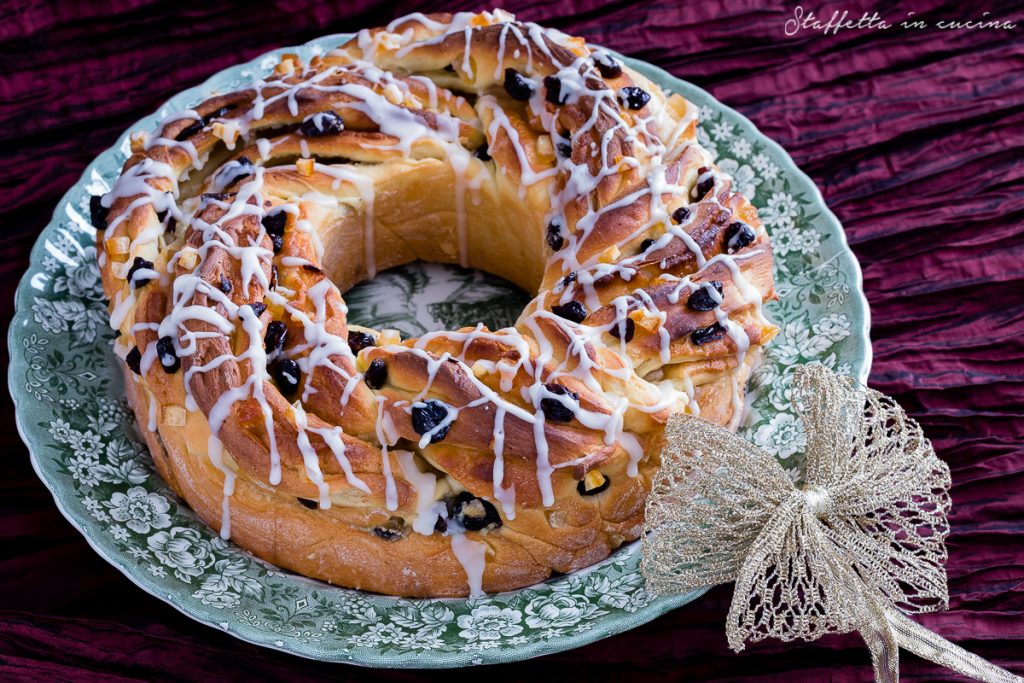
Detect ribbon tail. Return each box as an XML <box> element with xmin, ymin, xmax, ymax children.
<box><xmin>860</xmin><ymin>594</ymin><xmax>901</xmax><ymax>683</ymax></box>
<box><xmin>883</xmin><ymin>609</ymin><xmax>1023</xmax><ymax>683</ymax></box>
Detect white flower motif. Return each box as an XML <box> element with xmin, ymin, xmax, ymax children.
<box><xmin>539</xmin><ymin>627</ymin><xmax>565</xmax><ymax>639</ymax></box>
<box><xmin>750</xmin><ymin>152</ymin><xmax>771</xmax><ymax>171</ymax></box>
<box><xmin>191</xmin><ymin>588</ymin><xmax>241</xmax><ymax>609</ymax></box>
<box><xmin>68</xmin><ymin>453</ymin><xmax>101</xmax><ymax>487</ymax></box>
<box><xmin>731</xmin><ymin>137</ymin><xmax>752</xmax><ymax>159</ymax></box>
<box><xmin>66</xmin><ymin>429</ymin><xmax>104</xmax><ymax>458</ymax></box>
<box><xmin>524</xmin><ymin>593</ymin><xmax>602</xmax><ymax>628</ymax></box>
<box><xmin>716</xmin><ymin>159</ymin><xmax>760</xmax><ymax>200</ymax></box>
<box><xmin>771</xmin><ymin>320</ymin><xmax>833</xmax><ymax>365</ymax></box>
<box><xmin>456</xmin><ymin>605</ymin><xmax>523</xmax><ymax>642</ymax></box>
<box><xmin>769</xmin><ymin>222</ymin><xmax>800</xmax><ymax>255</ymax></box>
<box><xmin>711</xmin><ymin>121</ymin><xmax>734</xmax><ymax>140</ymax></box>
<box><xmin>696</xmin><ymin>127</ymin><xmax>718</xmax><ymax>160</ymax></box>
<box><xmin>784</xmin><ymin>465</ymin><xmax>803</xmax><ymax>483</ymax></box>
<box><xmin>110</xmin><ymin>526</ymin><xmax>129</xmax><ymax>542</ymax></box>
<box><xmin>147</xmin><ymin>526</ymin><xmax>215</xmax><ymax>581</ymax></box>
<box><xmin>53</xmin><ymin>248</ymin><xmax>103</xmax><ymax>301</ymax></box>
<box><xmin>105</xmin><ymin>486</ymin><xmax>171</xmax><ymax>534</ymax></box>
<box><xmin>49</xmin><ymin>419</ymin><xmax>74</xmax><ymax>443</ymax></box>
<box><xmin>797</xmin><ymin>228</ymin><xmax>822</xmax><ymax>255</ymax></box>
<box><xmin>128</xmin><ymin>547</ymin><xmax>152</xmax><ymax>561</ymax></box>
<box><xmin>364</xmin><ymin>622</ymin><xmax>409</xmax><ymax>645</ymax></box>
<box><xmin>760</xmin><ymin>191</ymin><xmax>799</xmax><ymax>230</ymax></box>
<box><xmin>753</xmin><ymin>412</ymin><xmax>807</xmax><ymax>459</ymax></box>
<box><xmin>147</xmin><ymin>564</ymin><xmax>167</xmax><ymax>578</ymax></box>
<box><xmin>698</xmin><ymin>105</ymin><xmax>715</xmax><ymax>122</ymax></box>
<box><xmin>812</xmin><ymin>313</ymin><xmax>851</xmax><ymax>343</ymax></box>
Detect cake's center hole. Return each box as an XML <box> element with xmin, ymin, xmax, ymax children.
<box><xmin>344</xmin><ymin>262</ymin><xmax>533</xmax><ymax>339</ymax></box>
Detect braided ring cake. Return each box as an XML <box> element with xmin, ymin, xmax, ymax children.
<box><xmin>94</xmin><ymin>10</ymin><xmax>777</xmax><ymax>597</ymax></box>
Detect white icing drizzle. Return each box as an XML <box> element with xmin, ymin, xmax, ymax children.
<box><xmin>450</xmin><ymin>533</ymin><xmax>488</xmax><ymax>598</ymax></box>
<box><xmin>97</xmin><ymin>11</ymin><xmax>774</xmax><ymax>599</ymax></box>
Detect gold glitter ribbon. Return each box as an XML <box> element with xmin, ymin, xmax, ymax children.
<box><xmin>642</xmin><ymin>365</ymin><xmax>1021</xmax><ymax>683</ymax></box>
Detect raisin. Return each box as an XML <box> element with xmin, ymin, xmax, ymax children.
<box><xmin>300</xmin><ymin>111</ymin><xmax>344</xmax><ymax>137</ymax></box>
<box><xmin>609</xmin><ymin>316</ymin><xmax>635</xmax><ymax>343</ymax></box>
<box><xmin>156</xmin><ymin>336</ymin><xmax>180</xmax><ymax>373</ymax></box>
<box><xmin>262</xmin><ymin>210</ymin><xmax>287</xmax><ymax>236</ymax></box>
<box><xmin>577</xmin><ymin>474</ymin><xmax>611</xmax><ymax>496</ymax></box>
<box><xmin>687</xmin><ymin>281</ymin><xmax>724</xmax><ymax>312</ymax></box>
<box><xmin>271</xmin><ymin>357</ymin><xmax>301</xmax><ymax>395</ymax></box>
<box><xmin>691</xmin><ymin>322</ymin><xmax>727</xmax><ymax>346</ymax></box>
<box><xmin>264</xmin><ymin>321</ymin><xmax>287</xmax><ymax>356</ymax></box>
<box><xmin>503</xmin><ymin>68</ymin><xmax>534</xmax><ymax>101</ymax></box>
<box><xmin>695</xmin><ymin>168</ymin><xmax>715</xmax><ymax>199</ymax></box>
<box><xmin>540</xmin><ymin>383</ymin><xmax>578</xmax><ymax>423</ymax></box>
<box><xmin>244</xmin><ymin>302</ymin><xmax>266</xmax><ymax>318</ymax></box>
<box><xmin>619</xmin><ymin>86</ymin><xmax>650</xmax><ymax>110</ymax></box>
<box><xmin>125</xmin><ymin>346</ymin><xmax>142</xmax><ymax>375</ymax></box>
<box><xmin>447</xmin><ymin>492</ymin><xmax>502</xmax><ymax>531</ymax></box>
<box><xmin>544</xmin><ymin>75</ymin><xmax>567</xmax><ymax>105</ymax></box>
<box><xmin>640</xmin><ymin>237</ymin><xmax>657</xmax><ymax>253</ymax></box>
<box><xmin>725</xmin><ymin>222</ymin><xmax>756</xmax><ymax>252</ymax></box>
<box><xmin>474</xmin><ymin>143</ymin><xmax>491</xmax><ymax>161</ymax></box>
<box><xmin>89</xmin><ymin>195</ymin><xmax>109</xmax><ymax>229</ymax></box>
<box><xmin>593</xmin><ymin>53</ymin><xmax>622</xmax><ymax>79</ymax></box>
<box><xmin>347</xmin><ymin>331</ymin><xmax>376</xmax><ymax>353</ymax></box>
<box><xmin>672</xmin><ymin>206</ymin><xmax>691</xmax><ymax>223</ymax></box>
<box><xmin>560</xmin><ymin>271</ymin><xmax>578</xmax><ymax>287</ymax></box>
<box><xmin>546</xmin><ymin>221</ymin><xmax>565</xmax><ymax>251</ymax></box>
<box><xmin>218</xmin><ymin>274</ymin><xmax>232</xmax><ymax>294</ymax></box>
<box><xmin>297</xmin><ymin>498</ymin><xmax>317</xmax><ymax>510</ymax></box>
<box><xmin>411</xmin><ymin>400</ymin><xmax>451</xmax><ymax>443</ymax></box>
<box><xmin>364</xmin><ymin>358</ymin><xmax>387</xmax><ymax>389</ymax></box>
<box><xmin>551</xmin><ymin>300</ymin><xmax>587</xmax><ymax>324</ymax></box>
<box><xmin>125</xmin><ymin>256</ymin><xmax>155</xmax><ymax>289</ymax></box>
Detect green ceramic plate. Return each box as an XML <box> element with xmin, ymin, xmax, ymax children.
<box><xmin>8</xmin><ymin>33</ymin><xmax>871</xmax><ymax>667</ymax></box>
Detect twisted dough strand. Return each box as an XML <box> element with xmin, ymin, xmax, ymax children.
<box><xmin>96</xmin><ymin>10</ymin><xmax>777</xmax><ymax>596</ymax></box>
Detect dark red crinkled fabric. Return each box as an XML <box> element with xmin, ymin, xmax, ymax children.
<box><xmin>1</xmin><ymin>0</ymin><xmax>1022</xmax><ymax>680</ymax></box>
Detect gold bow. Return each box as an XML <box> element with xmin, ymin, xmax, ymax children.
<box><xmin>642</xmin><ymin>365</ymin><xmax>1021</xmax><ymax>683</ymax></box>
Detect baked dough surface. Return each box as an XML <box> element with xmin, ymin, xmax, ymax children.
<box><xmin>96</xmin><ymin>10</ymin><xmax>777</xmax><ymax>597</ymax></box>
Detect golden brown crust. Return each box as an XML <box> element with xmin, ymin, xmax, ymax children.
<box><xmin>98</xmin><ymin>10</ymin><xmax>777</xmax><ymax>597</ymax></box>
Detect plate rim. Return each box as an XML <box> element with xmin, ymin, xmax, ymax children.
<box><xmin>8</xmin><ymin>32</ymin><xmax>871</xmax><ymax>668</ymax></box>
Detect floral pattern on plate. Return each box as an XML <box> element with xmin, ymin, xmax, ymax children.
<box><xmin>9</xmin><ymin>37</ymin><xmax>870</xmax><ymax>667</ymax></box>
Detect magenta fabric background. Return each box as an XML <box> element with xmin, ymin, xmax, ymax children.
<box><xmin>2</xmin><ymin>0</ymin><xmax>1022</xmax><ymax>680</ymax></box>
